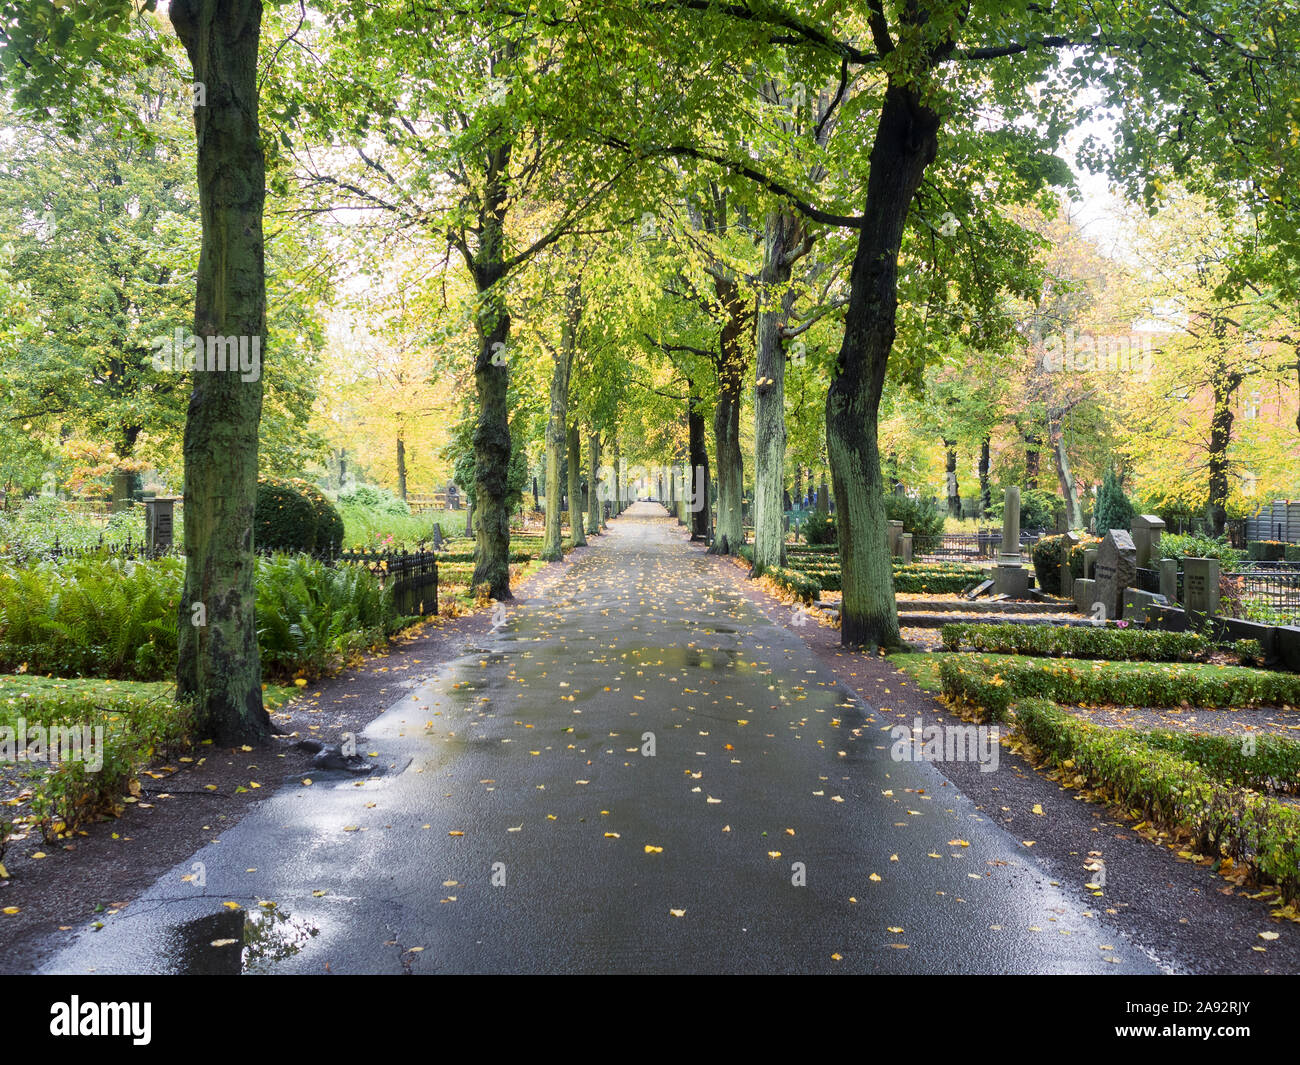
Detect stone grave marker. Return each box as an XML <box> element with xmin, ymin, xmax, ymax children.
<box><xmin>1182</xmin><ymin>557</ymin><xmax>1221</xmax><ymax>616</ymax></box>
<box><xmin>1131</xmin><ymin>514</ymin><xmax>1166</xmax><ymax>569</ymax></box>
<box><xmin>1093</xmin><ymin>529</ymin><xmax>1138</xmax><ymax>621</ymax></box>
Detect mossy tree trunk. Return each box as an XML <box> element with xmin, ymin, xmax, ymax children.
<box><xmin>828</xmin><ymin>84</ymin><xmax>939</xmax><ymax>649</ymax></box>
<box><xmin>709</xmin><ymin>278</ymin><xmax>747</xmax><ymax>556</ymax></box>
<box><xmin>542</xmin><ymin>283</ymin><xmax>579</xmax><ymax>561</ymax></box>
<box><xmin>587</xmin><ymin>428</ymin><xmax>602</xmax><ymax>533</ymax></box>
<box><xmin>753</xmin><ymin>207</ymin><xmax>805</xmax><ymax>573</ymax></box>
<box><xmin>171</xmin><ymin>0</ymin><xmax>270</xmax><ymax>744</ymax></box>
<box><xmin>468</xmin><ymin>138</ymin><xmax>513</xmax><ymax>600</ymax></box>
<box><xmin>566</xmin><ymin>422</ymin><xmax>586</xmax><ymax>546</ymax></box>
<box><xmin>687</xmin><ymin>384</ymin><xmax>710</xmax><ymax>541</ymax></box>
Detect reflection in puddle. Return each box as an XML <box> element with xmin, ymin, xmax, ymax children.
<box><xmin>167</xmin><ymin>905</ymin><xmax>319</xmax><ymax>974</ymax></box>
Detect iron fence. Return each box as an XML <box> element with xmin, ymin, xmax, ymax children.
<box><xmin>1221</xmin><ymin>569</ymin><xmax>1300</xmax><ymax>625</ymax></box>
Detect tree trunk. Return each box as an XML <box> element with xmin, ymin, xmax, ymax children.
<box><xmin>710</xmin><ymin>278</ymin><xmax>746</xmax><ymax>555</ymax></box>
<box><xmin>944</xmin><ymin>439</ymin><xmax>960</xmax><ymax>518</ymax></box>
<box><xmin>826</xmin><ymin>84</ymin><xmax>940</xmax><ymax>649</ymax></box>
<box><xmin>566</xmin><ymin>422</ymin><xmax>586</xmax><ymax>546</ymax></box>
<box><xmin>171</xmin><ymin>0</ymin><xmax>270</xmax><ymax>745</ymax></box>
<box><xmin>687</xmin><ymin>385</ymin><xmax>710</xmax><ymax>541</ymax></box>
<box><xmin>793</xmin><ymin>463</ymin><xmax>803</xmax><ymax>508</ymax></box>
<box><xmin>587</xmin><ymin>428</ymin><xmax>602</xmax><ymax>533</ymax></box>
<box><xmin>611</xmin><ymin>432</ymin><xmax>621</xmax><ymax>516</ymax></box>
<box><xmin>1206</xmin><ymin>363</ymin><xmax>1240</xmax><ymax>537</ymax></box>
<box><xmin>541</xmin><ymin>284</ymin><xmax>578</xmax><ymax>561</ymax></box>
<box><xmin>978</xmin><ymin>436</ymin><xmax>991</xmax><ymax>515</ymax></box>
<box><xmin>396</xmin><ymin>430</ymin><xmax>407</xmax><ymax>502</ymax></box>
<box><xmin>1049</xmin><ymin>413</ymin><xmax>1083</xmax><ymax>529</ymax></box>
<box><xmin>753</xmin><ymin>208</ymin><xmax>801</xmax><ymax>572</ymax></box>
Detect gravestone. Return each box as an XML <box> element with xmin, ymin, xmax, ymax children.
<box><xmin>1074</xmin><ymin>577</ymin><xmax>1097</xmax><ymax>615</ymax></box>
<box><xmin>887</xmin><ymin>520</ymin><xmax>904</xmax><ymax>557</ymax></box>
<box><xmin>1131</xmin><ymin>514</ymin><xmax>1167</xmax><ymax>569</ymax></box>
<box><xmin>1060</xmin><ymin>532</ymin><xmax>1080</xmax><ymax>598</ymax></box>
<box><xmin>432</xmin><ymin>523</ymin><xmax>444</xmax><ymax>550</ymax></box>
<box><xmin>1122</xmin><ymin>588</ymin><xmax>1169</xmax><ymax>625</ymax></box>
<box><xmin>144</xmin><ymin>494</ymin><xmax>181</xmax><ymax>556</ymax></box>
<box><xmin>1182</xmin><ymin>557</ymin><xmax>1220</xmax><ymax>616</ymax></box>
<box><xmin>446</xmin><ymin>482</ymin><xmax>460</xmax><ymax>510</ymax></box>
<box><xmin>900</xmin><ymin>532</ymin><xmax>913</xmax><ymax>565</ymax></box>
<box><xmin>993</xmin><ymin>486</ymin><xmax>1029</xmax><ymax>597</ymax></box>
<box><xmin>817</xmin><ymin>480</ymin><xmax>828</xmax><ymax>511</ymax></box>
<box><xmin>1083</xmin><ymin>546</ymin><xmax>1098</xmax><ymax>579</ymax></box>
<box><xmin>1093</xmin><ymin>529</ymin><xmax>1138</xmax><ymax>621</ymax></box>
<box><xmin>1159</xmin><ymin>557</ymin><xmax>1178</xmax><ymax>603</ymax></box>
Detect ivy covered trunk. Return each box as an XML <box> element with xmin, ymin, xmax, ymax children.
<box><xmin>171</xmin><ymin>0</ymin><xmax>270</xmax><ymax>744</ymax></box>
<box><xmin>828</xmin><ymin>84</ymin><xmax>939</xmax><ymax>649</ymax></box>
<box><xmin>566</xmin><ymin>423</ymin><xmax>586</xmax><ymax>546</ymax></box>
<box><xmin>752</xmin><ymin>208</ymin><xmax>801</xmax><ymax>573</ymax></box>
<box><xmin>541</xmin><ymin>284</ymin><xmax>578</xmax><ymax>561</ymax></box>
<box><xmin>944</xmin><ymin>440</ymin><xmax>960</xmax><ymax>517</ymax></box>
<box><xmin>469</xmin><ymin>140</ymin><xmax>513</xmax><ymax>600</ymax></box>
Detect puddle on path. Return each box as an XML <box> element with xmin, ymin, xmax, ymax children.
<box><xmin>166</xmin><ymin>905</ymin><xmax>319</xmax><ymax>975</ymax></box>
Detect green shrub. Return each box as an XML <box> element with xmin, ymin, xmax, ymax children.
<box><xmin>987</xmin><ymin>487</ymin><xmax>1064</xmax><ymax>531</ymax></box>
<box><xmin>255</xmin><ymin>476</ymin><xmax>316</xmax><ymax>553</ymax></box>
<box><xmin>1094</xmin><ymin>468</ymin><xmax>1134</xmax><ymax>533</ymax></box>
<box><xmin>802</xmin><ymin>506</ymin><xmax>837</xmax><ymax>545</ymax></box>
<box><xmin>292</xmin><ymin>479</ymin><xmax>345</xmax><ymax>555</ymax></box>
<box><xmin>1233</xmin><ymin>638</ymin><xmax>1264</xmax><ymax>665</ymax></box>
<box><xmin>1012</xmin><ymin>698</ymin><xmax>1300</xmax><ymax>903</ymax></box>
<box><xmin>0</xmin><ymin>679</ymin><xmax>194</xmax><ymax>841</ymax></box>
<box><xmin>939</xmin><ymin>623</ymin><xmax>1211</xmax><ymax>661</ymax></box>
<box><xmin>1031</xmin><ymin>534</ymin><xmax>1067</xmax><ymax>594</ymax></box>
<box><xmin>884</xmin><ymin>494</ymin><xmax>945</xmax><ymax>539</ymax></box>
<box><xmin>337</xmin><ymin>483</ymin><xmax>411</xmax><ymax>516</ymax></box>
<box><xmin>1248</xmin><ymin>540</ymin><xmax>1289</xmax><ymax>562</ymax></box>
<box><xmin>893</xmin><ymin>570</ymin><xmax>975</xmax><ymax>594</ymax></box>
<box><xmin>1136</xmin><ymin>728</ymin><xmax>1300</xmax><ymax>793</ymax></box>
<box><xmin>940</xmin><ymin>654</ymin><xmax>1300</xmax><ymax>722</ymax></box>
<box><xmin>1158</xmin><ymin>532</ymin><xmax>1244</xmax><ymax>567</ymax></box>
<box><xmin>1285</xmin><ymin>544</ymin><xmax>1300</xmax><ymax>562</ymax></box>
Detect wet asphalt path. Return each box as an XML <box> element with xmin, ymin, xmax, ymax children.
<box><xmin>40</xmin><ymin>505</ymin><xmax>1160</xmax><ymax>974</ymax></box>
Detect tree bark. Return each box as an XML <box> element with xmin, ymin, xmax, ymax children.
<box><xmin>826</xmin><ymin>84</ymin><xmax>939</xmax><ymax>649</ymax></box>
<box><xmin>468</xmin><ymin>132</ymin><xmax>514</xmax><ymax>600</ymax></box>
<box><xmin>710</xmin><ymin>277</ymin><xmax>746</xmax><ymax>555</ymax></box>
<box><xmin>396</xmin><ymin>430</ymin><xmax>407</xmax><ymax>502</ymax></box>
<box><xmin>1048</xmin><ymin>412</ymin><xmax>1083</xmax><ymax>528</ymax></box>
<box><xmin>171</xmin><ymin>0</ymin><xmax>270</xmax><ymax>745</ymax></box>
<box><xmin>978</xmin><ymin>436</ymin><xmax>991</xmax><ymax>516</ymax></box>
<box><xmin>687</xmin><ymin>384</ymin><xmax>710</xmax><ymax>541</ymax></box>
<box><xmin>944</xmin><ymin>438</ymin><xmax>960</xmax><ymax>517</ymax></box>
<box><xmin>1206</xmin><ymin>357</ymin><xmax>1241</xmax><ymax>537</ymax></box>
<box><xmin>541</xmin><ymin>283</ymin><xmax>578</xmax><ymax>561</ymax></box>
<box><xmin>1024</xmin><ymin>430</ymin><xmax>1041</xmax><ymax>490</ymax></box>
<box><xmin>587</xmin><ymin>428</ymin><xmax>602</xmax><ymax>533</ymax></box>
<box><xmin>566</xmin><ymin>422</ymin><xmax>586</xmax><ymax>546</ymax></box>
<box><xmin>753</xmin><ymin>208</ymin><xmax>802</xmax><ymax>572</ymax></box>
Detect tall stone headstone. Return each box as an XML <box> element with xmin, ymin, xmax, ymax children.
<box><xmin>1060</xmin><ymin>532</ymin><xmax>1080</xmax><ymax>598</ymax></box>
<box><xmin>1182</xmin><ymin>557</ymin><xmax>1221</xmax><ymax>617</ymax></box>
<box><xmin>900</xmin><ymin>532</ymin><xmax>913</xmax><ymax>565</ymax></box>
<box><xmin>1131</xmin><ymin>514</ymin><xmax>1167</xmax><ymax>569</ymax></box>
<box><xmin>432</xmin><ymin>523</ymin><xmax>444</xmax><ymax>550</ymax></box>
<box><xmin>1159</xmin><ymin>557</ymin><xmax>1178</xmax><ymax>603</ymax></box>
<box><xmin>817</xmin><ymin>478</ymin><xmax>829</xmax><ymax>511</ymax></box>
<box><xmin>1093</xmin><ymin>529</ymin><xmax>1138</xmax><ymax>621</ymax></box>
<box><xmin>1083</xmin><ymin>546</ymin><xmax>1098</xmax><ymax>579</ymax></box>
<box><xmin>999</xmin><ymin>486</ymin><xmax>1021</xmax><ymax>565</ymax></box>
<box><xmin>886</xmin><ymin>520</ymin><xmax>904</xmax><ymax>557</ymax></box>
<box><xmin>144</xmin><ymin>495</ymin><xmax>180</xmax><ymax>556</ymax></box>
<box><xmin>993</xmin><ymin>486</ymin><xmax>1029</xmax><ymax>597</ymax></box>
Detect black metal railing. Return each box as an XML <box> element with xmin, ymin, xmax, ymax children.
<box><xmin>1221</xmin><ymin>569</ymin><xmax>1300</xmax><ymax>625</ymax></box>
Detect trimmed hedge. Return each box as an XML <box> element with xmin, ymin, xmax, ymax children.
<box><xmin>760</xmin><ymin>565</ymin><xmax>820</xmax><ymax>603</ymax></box>
<box><xmin>1286</xmin><ymin>544</ymin><xmax>1300</xmax><ymax>562</ymax></box>
<box><xmin>939</xmin><ymin>623</ymin><xmax>1211</xmax><ymax>661</ymax></box>
<box><xmin>1248</xmin><ymin>540</ymin><xmax>1289</xmax><ymax>562</ymax></box>
<box><xmin>292</xmin><ymin>478</ymin><xmax>345</xmax><ymax>555</ymax></box>
<box><xmin>1013</xmin><ymin>698</ymin><xmax>1300</xmax><ymax>903</ymax></box>
<box><xmin>1137</xmin><ymin>728</ymin><xmax>1300</xmax><ymax>793</ymax></box>
<box><xmin>939</xmin><ymin>654</ymin><xmax>1300</xmax><ymax>722</ymax></box>
<box><xmin>893</xmin><ymin>572</ymin><xmax>973</xmax><ymax>594</ymax></box>
<box><xmin>255</xmin><ymin>476</ymin><xmax>316</xmax><ymax>553</ymax></box>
